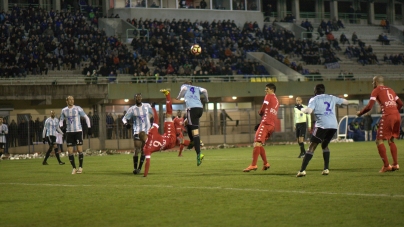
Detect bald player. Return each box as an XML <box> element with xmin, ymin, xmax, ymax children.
<box><xmin>357</xmin><ymin>76</ymin><xmax>403</xmax><ymax>173</ymax></box>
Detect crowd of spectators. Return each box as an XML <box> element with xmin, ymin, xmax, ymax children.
<box><xmin>1</xmin><ymin>4</ymin><xmax>403</xmax><ymax>82</ymax></box>
<box><xmin>0</xmin><ymin>3</ymin><xmax>105</xmax><ymax>78</ymax></box>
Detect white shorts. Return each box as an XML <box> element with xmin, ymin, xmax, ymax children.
<box><xmin>56</xmin><ymin>132</ymin><xmax>64</xmax><ymax>144</ymax></box>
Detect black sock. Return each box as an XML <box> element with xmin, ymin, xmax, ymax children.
<box><xmin>69</xmin><ymin>154</ymin><xmax>76</xmax><ymax>168</ymax></box>
<box><xmin>300</xmin><ymin>152</ymin><xmax>314</xmax><ymax>172</ymax></box>
<box><xmin>53</xmin><ymin>148</ymin><xmax>60</xmax><ymax>162</ymax></box>
<box><xmin>186</xmin><ymin>125</ymin><xmax>193</xmax><ymax>142</ymax></box>
<box><xmin>193</xmin><ymin>135</ymin><xmax>200</xmax><ymax>156</ymax></box>
<box><xmin>0</xmin><ymin>152</ymin><xmax>3</xmax><ymax>157</ymax></box>
<box><xmin>138</xmin><ymin>155</ymin><xmax>145</xmax><ymax>170</ymax></box>
<box><xmin>323</xmin><ymin>150</ymin><xmax>330</xmax><ymax>170</ymax></box>
<box><xmin>78</xmin><ymin>153</ymin><xmax>83</xmax><ymax>168</ymax></box>
<box><xmin>298</xmin><ymin>142</ymin><xmax>305</xmax><ymax>154</ymax></box>
<box><xmin>44</xmin><ymin>146</ymin><xmax>52</xmax><ymax>162</ymax></box>
<box><xmin>133</xmin><ymin>156</ymin><xmax>139</xmax><ymax>170</ymax></box>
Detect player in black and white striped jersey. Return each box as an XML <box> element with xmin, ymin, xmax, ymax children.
<box><xmin>0</xmin><ymin>116</ymin><xmax>8</xmax><ymax>160</ymax></box>
<box><xmin>42</xmin><ymin>110</ymin><xmax>65</xmax><ymax>165</ymax></box>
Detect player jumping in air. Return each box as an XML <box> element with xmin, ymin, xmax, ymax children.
<box><xmin>140</xmin><ymin>89</ymin><xmax>188</xmax><ymax>177</ymax></box>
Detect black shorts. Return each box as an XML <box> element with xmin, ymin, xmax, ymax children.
<box><xmin>186</xmin><ymin>108</ymin><xmax>203</xmax><ymax>127</ymax></box>
<box><xmin>133</xmin><ymin>134</ymin><xmax>140</xmax><ymax>140</ymax></box>
<box><xmin>46</xmin><ymin>136</ymin><xmax>57</xmax><ymax>145</ymax></box>
<box><xmin>310</xmin><ymin>128</ymin><xmax>337</xmax><ymax>144</ymax></box>
<box><xmin>0</xmin><ymin>143</ymin><xmax>4</xmax><ymax>149</ymax></box>
<box><xmin>66</xmin><ymin>132</ymin><xmax>83</xmax><ymax>146</ymax></box>
<box><xmin>295</xmin><ymin>123</ymin><xmax>307</xmax><ymax>138</ymax></box>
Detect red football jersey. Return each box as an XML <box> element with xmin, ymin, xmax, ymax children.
<box><xmin>371</xmin><ymin>86</ymin><xmax>400</xmax><ymax>115</ymax></box>
<box><xmin>143</xmin><ymin>123</ymin><xmax>176</xmax><ymax>155</ymax></box>
<box><xmin>259</xmin><ymin>93</ymin><xmax>279</xmax><ymax>126</ymax></box>
<box><xmin>173</xmin><ymin>116</ymin><xmax>185</xmax><ymax>132</ymax></box>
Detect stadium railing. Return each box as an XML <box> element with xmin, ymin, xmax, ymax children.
<box><xmin>1</xmin><ymin>74</ymin><xmax>403</xmax><ymax>85</ymax></box>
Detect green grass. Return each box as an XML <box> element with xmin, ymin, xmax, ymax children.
<box><xmin>1</xmin><ymin>141</ymin><xmax>404</xmax><ymax>227</ymax></box>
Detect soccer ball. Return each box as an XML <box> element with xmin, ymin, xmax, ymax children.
<box><xmin>190</xmin><ymin>44</ymin><xmax>202</xmax><ymax>56</ymax></box>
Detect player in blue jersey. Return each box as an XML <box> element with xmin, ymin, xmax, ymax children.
<box><xmin>296</xmin><ymin>84</ymin><xmax>349</xmax><ymax>177</ymax></box>
<box><xmin>122</xmin><ymin>93</ymin><xmax>153</xmax><ymax>174</ymax></box>
<box><xmin>0</xmin><ymin>116</ymin><xmax>8</xmax><ymax>160</ymax></box>
<box><xmin>60</xmin><ymin>96</ymin><xmax>92</xmax><ymax>174</ymax></box>
<box><xmin>176</xmin><ymin>81</ymin><xmax>209</xmax><ymax>166</ymax></box>
<box><xmin>42</xmin><ymin>110</ymin><xmax>65</xmax><ymax>165</ymax></box>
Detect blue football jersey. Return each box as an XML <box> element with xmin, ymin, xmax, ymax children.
<box><xmin>177</xmin><ymin>84</ymin><xmax>209</xmax><ymax>109</ymax></box>
<box><xmin>307</xmin><ymin>94</ymin><xmax>345</xmax><ymax>129</ymax></box>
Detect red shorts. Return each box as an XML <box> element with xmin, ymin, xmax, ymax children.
<box><xmin>144</xmin><ymin>122</ymin><xmax>176</xmax><ymax>155</ymax></box>
<box><xmin>377</xmin><ymin>114</ymin><xmax>401</xmax><ymax>140</ymax></box>
<box><xmin>254</xmin><ymin>123</ymin><xmax>275</xmax><ymax>143</ymax></box>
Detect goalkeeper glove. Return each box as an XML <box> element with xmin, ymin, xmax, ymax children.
<box><xmin>42</xmin><ymin>138</ymin><xmax>46</xmax><ymax>144</ymax></box>
<box><xmin>125</xmin><ymin>123</ymin><xmax>132</xmax><ymax>129</ymax></box>
<box><xmin>87</xmin><ymin>128</ymin><xmax>92</xmax><ymax>136</ymax></box>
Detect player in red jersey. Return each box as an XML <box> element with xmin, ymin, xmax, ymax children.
<box><xmin>357</xmin><ymin>76</ymin><xmax>403</xmax><ymax>173</ymax></box>
<box><xmin>139</xmin><ymin>89</ymin><xmax>178</xmax><ymax>177</ymax></box>
<box><xmin>173</xmin><ymin>110</ymin><xmax>190</xmax><ymax>157</ymax></box>
<box><xmin>243</xmin><ymin>83</ymin><xmax>279</xmax><ymax>172</ymax></box>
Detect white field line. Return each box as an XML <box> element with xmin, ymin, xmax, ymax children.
<box><xmin>1</xmin><ymin>182</ymin><xmax>403</xmax><ymax>198</ymax></box>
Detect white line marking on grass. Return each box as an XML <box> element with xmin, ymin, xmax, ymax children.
<box><xmin>2</xmin><ymin>183</ymin><xmax>404</xmax><ymax>198</ymax></box>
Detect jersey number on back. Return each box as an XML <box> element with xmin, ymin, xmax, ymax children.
<box><xmin>324</xmin><ymin>102</ymin><xmax>332</xmax><ymax>115</ymax></box>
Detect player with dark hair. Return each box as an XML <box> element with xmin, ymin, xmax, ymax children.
<box><xmin>0</xmin><ymin>116</ymin><xmax>8</xmax><ymax>160</ymax></box>
<box><xmin>243</xmin><ymin>83</ymin><xmax>278</xmax><ymax>172</ymax></box>
<box><xmin>140</xmin><ymin>89</ymin><xmax>180</xmax><ymax>177</ymax></box>
<box><xmin>42</xmin><ymin>110</ymin><xmax>65</xmax><ymax>165</ymax></box>
<box><xmin>357</xmin><ymin>76</ymin><xmax>403</xmax><ymax>172</ymax></box>
<box><xmin>60</xmin><ymin>96</ymin><xmax>92</xmax><ymax>174</ymax></box>
<box><xmin>176</xmin><ymin>81</ymin><xmax>209</xmax><ymax>166</ymax></box>
<box><xmin>296</xmin><ymin>84</ymin><xmax>349</xmax><ymax>177</ymax></box>
<box><xmin>122</xmin><ymin>93</ymin><xmax>153</xmax><ymax>174</ymax></box>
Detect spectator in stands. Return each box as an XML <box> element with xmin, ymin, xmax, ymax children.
<box><xmin>200</xmin><ymin>0</ymin><xmax>208</xmax><ymax>9</ymax></box>
<box><xmin>385</xmin><ymin>19</ymin><xmax>390</xmax><ymax>33</ymax></box>
<box><xmin>150</xmin><ymin>1</ymin><xmax>159</xmax><ymax>7</ymax></box>
<box><xmin>377</xmin><ymin>33</ymin><xmax>390</xmax><ymax>45</ymax></box>
<box><xmin>380</xmin><ymin>19</ymin><xmax>386</xmax><ymax>29</ymax></box>
<box><xmin>317</xmin><ymin>25</ymin><xmax>324</xmax><ymax>38</ymax></box>
<box><xmin>340</xmin><ymin>33</ymin><xmax>350</xmax><ymax>45</ymax></box>
<box><xmin>351</xmin><ymin>32</ymin><xmax>358</xmax><ymax>44</ymax></box>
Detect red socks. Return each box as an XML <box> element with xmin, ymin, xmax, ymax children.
<box><xmin>165</xmin><ymin>93</ymin><xmax>172</xmax><ymax>115</ymax></box>
<box><xmin>259</xmin><ymin>146</ymin><xmax>268</xmax><ymax>165</ymax></box>
<box><xmin>152</xmin><ymin>107</ymin><xmax>159</xmax><ymax>124</ymax></box>
<box><xmin>377</xmin><ymin>144</ymin><xmax>390</xmax><ymax>167</ymax></box>
<box><xmin>251</xmin><ymin>147</ymin><xmax>260</xmax><ymax>166</ymax></box>
<box><xmin>144</xmin><ymin>158</ymin><xmax>150</xmax><ymax>177</ymax></box>
<box><xmin>388</xmin><ymin>142</ymin><xmax>398</xmax><ymax>165</ymax></box>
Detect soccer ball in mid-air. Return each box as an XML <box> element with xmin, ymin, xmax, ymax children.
<box><xmin>190</xmin><ymin>44</ymin><xmax>202</xmax><ymax>56</ymax></box>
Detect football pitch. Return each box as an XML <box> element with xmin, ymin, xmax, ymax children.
<box><xmin>1</xmin><ymin>141</ymin><xmax>404</xmax><ymax>227</ymax></box>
